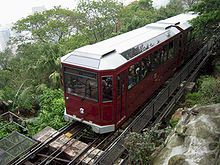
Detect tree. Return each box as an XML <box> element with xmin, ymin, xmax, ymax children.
<box><xmin>124</xmin><ymin>124</ymin><xmax>171</xmax><ymax>164</ymax></box>
<box><xmin>0</xmin><ymin>49</ymin><xmax>14</xmax><ymax>94</ymax></box>
<box><xmin>76</xmin><ymin>0</ymin><xmax>122</xmax><ymax>43</ymax></box>
<box><xmin>0</xmin><ymin>8</ymin><xmax>79</xmax><ymax>112</ymax></box>
<box><xmin>182</xmin><ymin>0</ymin><xmax>198</xmax><ymax>9</ymax></box>
<box><xmin>0</xmin><ymin>48</ymin><xmax>13</xmax><ymax>70</ymax></box>
<box><xmin>11</xmin><ymin>7</ymin><xmax>83</xmax><ymax>89</ymax></box>
<box><xmin>191</xmin><ymin>0</ymin><xmax>220</xmax><ymax>38</ymax></box>
<box><xmin>119</xmin><ymin>0</ymin><xmax>156</xmax><ymax>32</ymax></box>
<box><xmin>156</xmin><ymin>0</ymin><xmax>185</xmax><ymax>20</ymax></box>
<box><xmin>134</xmin><ymin>0</ymin><xmax>153</xmax><ymax>10</ymax></box>
<box><xmin>185</xmin><ymin>76</ymin><xmax>220</xmax><ymax>106</ymax></box>
<box><xmin>27</xmin><ymin>88</ymin><xmax>66</xmax><ymax>136</ymax></box>
<box><xmin>12</xmin><ymin>7</ymin><xmax>77</xmax><ymax>44</ymax></box>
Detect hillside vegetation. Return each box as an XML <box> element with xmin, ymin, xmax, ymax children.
<box><xmin>0</xmin><ymin>0</ymin><xmax>219</xmax><ymax>139</ymax></box>
<box><xmin>0</xmin><ymin>0</ymin><xmax>187</xmax><ymax>138</ymax></box>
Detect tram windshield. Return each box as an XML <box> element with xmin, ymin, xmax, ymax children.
<box><xmin>64</xmin><ymin>67</ymin><xmax>98</xmax><ymax>101</ymax></box>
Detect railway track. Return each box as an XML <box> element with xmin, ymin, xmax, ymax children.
<box><xmin>10</xmin><ymin>39</ymin><xmax>214</xmax><ymax>165</ymax></box>
<box><xmin>11</xmin><ymin>121</ymin><xmax>87</xmax><ymax>165</ymax></box>
<box><xmin>11</xmin><ymin>120</ymin><xmax>122</xmax><ymax>165</ymax></box>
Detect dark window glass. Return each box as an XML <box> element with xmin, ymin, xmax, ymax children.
<box><xmin>179</xmin><ymin>39</ymin><xmax>182</xmax><ymax>48</ymax></box>
<box><xmin>117</xmin><ymin>76</ymin><xmax>121</xmax><ymax>96</ymax></box>
<box><xmin>134</xmin><ymin>62</ymin><xmax>141</xmax><ymax>84</ymax></box>
<box><xmin>140</xmin><ymin>57</ymin><xmax>151</xmax><ymax>79</ymax></box>
<box><xmin>128</xmin><ymin>65</ymin><xmax>136</xmax><ymax>89</ymax></box>
<box><xmin>161</xmin><ymin>46</ymin><xmax>168</xmax><ymax>63</ymax></box>
<box><xmin>168</xmin><ymin>41</ymin><xmax>175</xmax><ymax>59</ymax></box>
<box><xmin>64</xmin><ymin>67</ymin><xmax>96</xmax><ymax>79</ymax></box>
<box><xmin>102</xmin><ymin>76</ymin><xmax>113</xmax><ymax>102</ymax></box>
<box><xmin>121</xmin><ymin>41</ymin><xmax>150</xmax><ymax>60</ymax></box>
<box><xmin>64</xmin><ymin>67</ymin><xmax>98</xmax><ymax>101</ymax></box>
<box><xmin>174</xmin><ymin>38</ymin><xmax>179</xmax><ymax>53</ymax></box>
<box><xmin>187</xmin><ymin>30</ymin><xmax>193</xmax><ymax>42</ymax></box>
<box><xmin>151</xmin><ymin>51</ymin><xmax>161</xmax><ymax>70</ymax></box>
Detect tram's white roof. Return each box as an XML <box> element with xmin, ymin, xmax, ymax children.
<box><xmin>61</xmin><ymin>12</ymin><xmax>197</xmax><ymax>70</ymax></box>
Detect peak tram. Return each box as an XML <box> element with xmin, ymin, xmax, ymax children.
<box><xmin>61</xmin><ymin>13</ymin><xmax>198</xmax><ymax>133</ymax></box>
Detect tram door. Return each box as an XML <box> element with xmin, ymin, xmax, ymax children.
<box><xmin>116</xmin><ymin>71</ymin><xmax>126</xmax><ymax>124</ymax></box>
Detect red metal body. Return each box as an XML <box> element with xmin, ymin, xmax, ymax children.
<box><xmin>61</xmin><ymin>27</ymin><xmax>196</xmax><ymax>134</ymax></box>
<box><xmin>62</xmin><ymin>12</ymin><xmax>199</xmax><ymax>133</ymax></box>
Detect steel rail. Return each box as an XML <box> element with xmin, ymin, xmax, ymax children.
<box><xmin>67</xmin><ymin>137</ymin><xmax>99</xmax><ymax>165</ymax></box>
<box><xmin>11</xmin><ymin>122</ymin><xmax>79</xmax><ymax>165</ymax></box>
<box><xmin>39</xmin><ymin>124</ymin><xmax>87</xmax><ymax>165</ymax></box>
<box><xmin>70</xmin><ymin>132</ymin><xmax>117</xmax><ymax>165</ymax></box>
<box><xmin>93</xmin><ymin>39</ymin><xmax>214</xmax><ymax>165</ymax></box>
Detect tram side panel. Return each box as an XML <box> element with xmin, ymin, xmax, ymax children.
<box><xmin>63</xmin><ymin>66</ymin><xmax>102</xmax><ymax>125</ymax></box>
<box><xmin>100</xmin><ymin>71</ymin><xmax>116</xmax><ymax>125</ymax></box>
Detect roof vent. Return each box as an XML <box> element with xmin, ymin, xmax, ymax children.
<box><xmin>102</xmin><ymin>49</ymin><xmax>116</xmax><ymax>57</ymax></box>
<box><xmin>165</xmin><ymin>22</ymin><xmax>180</xmax><ymax>30</ymax></box>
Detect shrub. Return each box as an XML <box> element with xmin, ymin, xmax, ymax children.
<box><xmin>27</xmin><ymin>88</ymin><xmax>67</xmax><ymax>136</ymax></box>
<box><xmin>124</xmin><ymin>124</ymin><xmax>171</xmax><ymax>164</ymax></box>
<box><xmin>185</xmin><ymin>76</ymin><xmax>220</xmax><ymax>106</ymax></box>
<box><xmin>0</xmin><ymin>119</ymin><xmax>20</xmax><ymax>139</ymax></box>
<box><xmin>185</xmin><ymin>92</ymin><xmax>202</xmax><ymax>106</ymax></box>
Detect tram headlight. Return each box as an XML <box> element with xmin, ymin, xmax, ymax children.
<box><xmin>80</xmin><ymin>108</ymin><xmax>85</xmax><ymax>114</ymax></box>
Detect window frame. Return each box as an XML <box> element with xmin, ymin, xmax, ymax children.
<box><xmin>101</xmin><ymin>75</ymin><xmax>113</xmax><ymax>103</ymax></box>
<box><xmin>64</xmin><ymin>67</ymin><xmax>98</xmax><ymax>102</ymax></box>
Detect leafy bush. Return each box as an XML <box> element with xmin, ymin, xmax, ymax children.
<box><xmin>15</xmin><ymin>87</ymin><xmax>37</xmax><ymax>111</ymax></box>
<box><xmin>0</xmin><ymin>119</ymin><xmax>20</xmax><ymax>139</ymax></box>
<box><xmin>214</xmin><ymin>58</ymin><xmax>220</xmax><ymax>75</ymax></box>
<box><xmin>185</xmin><ymin>76</ymin><xmax>220</xmax><ymax>106</ymax></box>
<box><xmin>185</xmin><ymin>92</ymin><xmax>202</xmax><ymax>106</ymax></box>
<box><xmin>124</xmin><ymin>124</ymin><xmax>171</xmax><ymax>164</ymax></box>
<box><xmin>27</xmin><ymin>88</ymin><xmax>67</xmax><ymax>136</ymax></box>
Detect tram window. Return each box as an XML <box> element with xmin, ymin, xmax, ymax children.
<box><xmin>168</xmin><ymin>41</ymin><xmax>174</xmax><ymax>59</ymax></box>
<box><xmin>161</xmin><ymin>46</ymin><xmax>168</xmax><ymax>63</ymax></box>
<box><xmin>64</xmin><ymin>68</ymin><xmax>98</xmax><ymax>101</ymax></box>
<box><xmin>179</xmin><ymin>39</ymin><xmax>182</xmax><ymax>48</ymax></box>
<box><xmin>102</xmin><ymin>76</ymin><xmax>113</xmax><ymax>102</ymax></box>
<box><xmin>117</xmin><ymin>76</ymin><xmax>121</xmax><ymax>96</ymax></box>
<box><xmin>128</xmin><ymin>65</ymin><xmax>136</xmax><ymax>89</ymax></box>
<box><xmin>174</xmin><ymin>38</ymin><xmax>179</xmax><ymax>53</ymax></box>
<box><xmin>140</xmin><ymin>57</ymin><xmax>150</xmax><ymax>79</ymax></box>
<box><xmin>151</xmin><ymin>51</ymin><xmax>161</xmax><ymax>70</ymax></box>
<box><xmin>187</xmin><ymin>30</ymin><xmax>193</xmax><ymax>43</ymax></box>
<box><xmin>135</xmin><ymin>62</ymin><xmax>141</xmax><ymax>83</ymax></box>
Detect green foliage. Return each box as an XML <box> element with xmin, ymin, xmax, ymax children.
<box><xmin>199</xmin><ymin>76</ymin><xmax>220</xmax><ymax>103</ymax></box>
<box><xmin>214</xmin><ymin>57</ymin><xmax>220</xmax><ymax>76</ymax></box>
<box><xmin>0</xmin><ymin>48</ymin><xmax>13</xmax><ymax>70</ymax></box>
<box><xmin>124</xmin><ymin>124</ymin><xmax>171</xmax><ymax>164</ymax></box>
<box><xmin>0</xmin><ymin>120</ymin><xmax>20</xmax><ymax>139</ymax></box>
<box><xmin>169</xmin><ymin>118</ymin><xmax>179</xmax><ymax>128</ymax></box>
<box><xmin>185</xmin><ymin>76</ymin><xmax>220</xmax><ymax>106</ymax></box>
<box><xmin>0</xmin><ymin>0</ymin><xmax>191</xmax><ymax>137</ymax></box>
<box><xmin>12</xmin><ymin>7</ymin><xmax>76</xmax><ymax>44</ymax></box>
<box><xmin>0</xmin><ymin>87</ymin><xmax>15</xmax><ymax>103</ymax></box>
<box><xmin>119</xmin><ymin>0</ymin><xmax>185</xmax><ymax>33</ymax></box>
<box><xmin>27</xmin><ymin>88</ymin><xmax>67</xmax><ymax>136</ymax></box>
<box><xmin>76</xmin><ymin>0</ymin><xmax>122</xmax><ymax>43</ymax></box>
<box><xmin>156</xmin><ymin>0</ymin><xmax>185</xmax><ymax>20</ymax></box>
<box><xmin>182</xmin><ymin>0</ymin><xmax>198</xmax><ymax>9</ymax></box>
<box><xmin>0</xmin><ymin>70</ymin><xmax>11</xmax><ymax>90</ymax></box>
<box><xmin>191</xmin><ymin>0</ymin><xmax>220</xmax><ymax>38</ymax></box>
<box><xmin>15</xmin><ymin>87</ymin><xmax>37</xmax><ymax>111</ymax></box>
<box><xmin>119</xmin><ymin>0</ymin><xmax>156</xmax><ymax>32</ymax></box>
<box><xmin>185</xmin><ymin>92</ymin><xmax>202</xmax><ymax>106</ymax></box>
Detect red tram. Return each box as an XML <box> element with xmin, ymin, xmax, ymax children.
<box><xmin>61</xmin><ymin>13</ymin><xmax>197</xmax><ymax>133</ymax></box>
